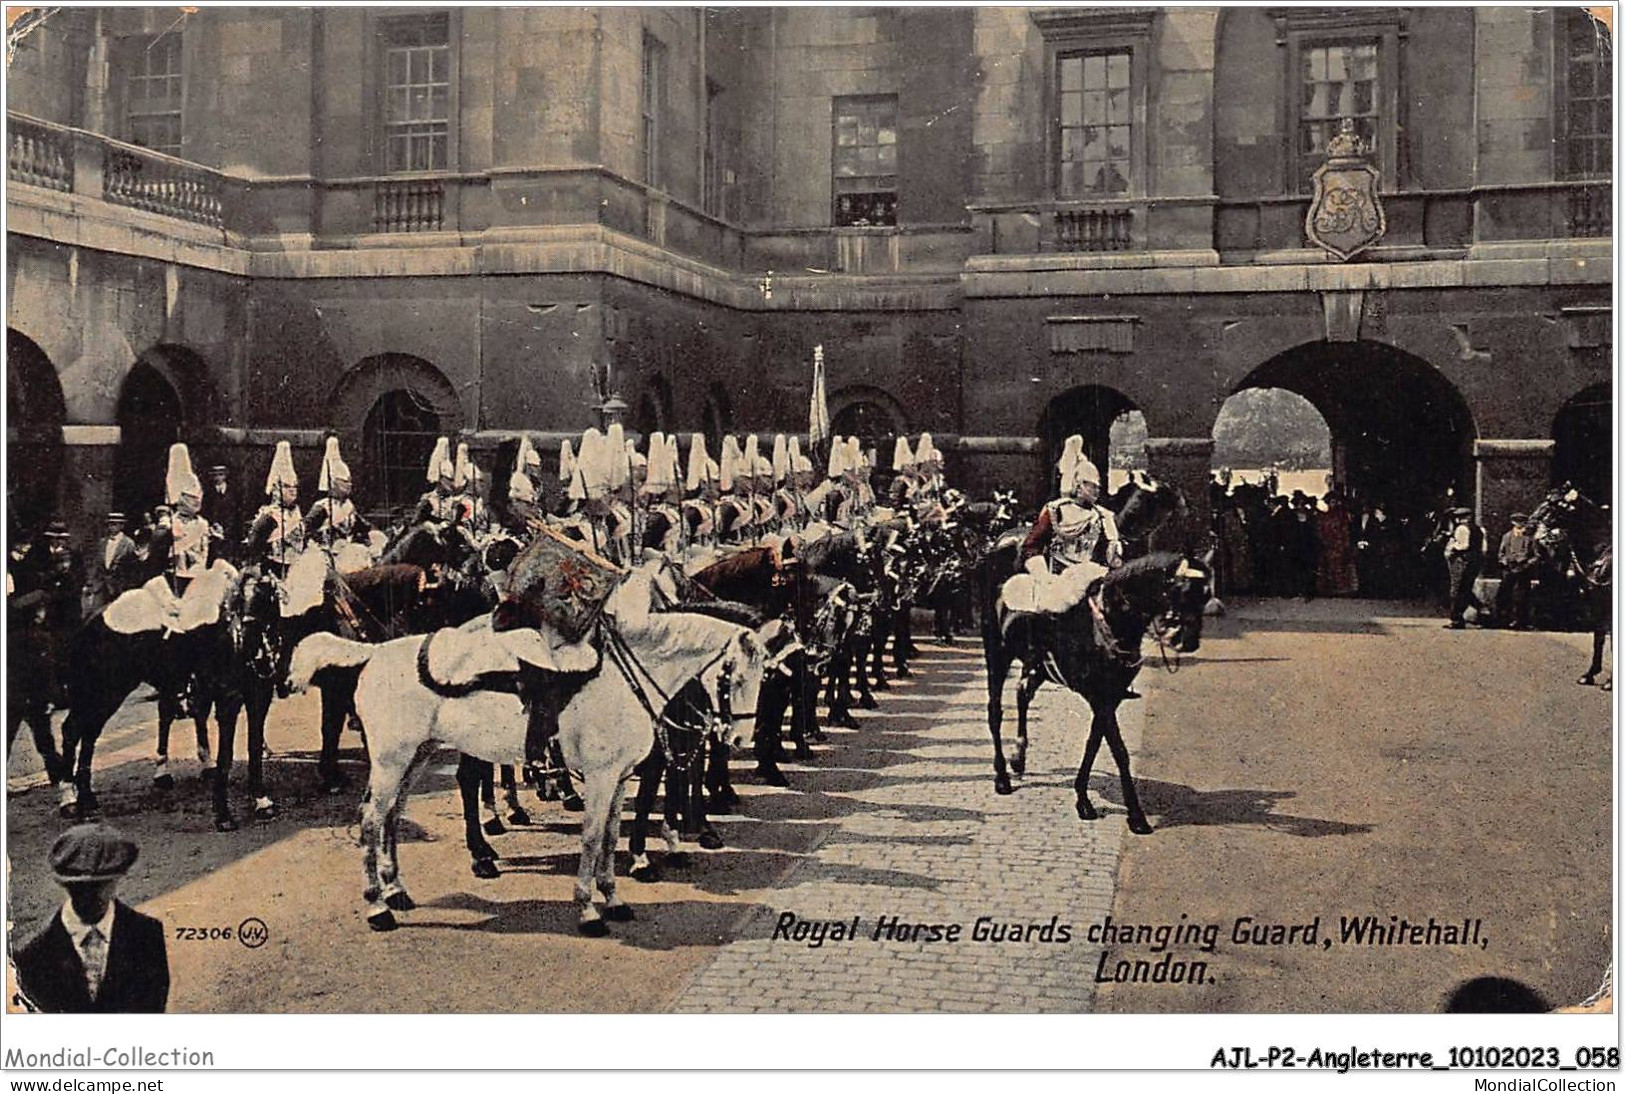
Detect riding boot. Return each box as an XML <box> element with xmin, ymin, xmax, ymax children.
<box><xmin>520</xmin><ymin>664</ymin><xmax>563</xmax><ymax>767</ymax></box>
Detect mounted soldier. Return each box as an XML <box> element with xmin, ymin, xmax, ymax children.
<box><xmin>716</xmin><ymin>436</ymin><xmax>755</xmax><ymax>546</ymax></box>
<box><xmin>497</xmin><ymin>435</ymin><xmax>546</xmax><ymax>539</ymax></box>
<box><xmin>1004</xmin><ymin>435</ymin><xmax>1123</xmax><ymax>617</ymax></box>
<box><xmin>681</xmin><ymin>434</ymin><xmax>720</xmax><ymax>557</ymax></box>
<box><xmin>149</xmin><ymin>444</ymin><xmax>215</xmax><ymax>600</ymax></box>
<box><xmin>245</xmin><ymin>441</ymin><xmax>308</xmax><ymax>581</ymax></box>
<box><xmin>640</xmin><ymin>432</ymin><xmax>684</xmax><ymax>559</ymax></box>
<box><xmin>415</xmin><ymin>436</ymin><xmax>464</xmax><ymax>530</ymax></box>
<box><xmin>303</xmin><ymin>436</ymin><xmax>377</xmax><ymax>573</ymax></box>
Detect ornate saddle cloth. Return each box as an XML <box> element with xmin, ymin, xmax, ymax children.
<box><xmin>103</xmin><ymin>561</ymin><xmax>239</xmax><ymax>636</ymax></box>
<box><xmin>502</xmin><ymin>526</ymin><xmax>624</xmax><ymax>643</ymax></box>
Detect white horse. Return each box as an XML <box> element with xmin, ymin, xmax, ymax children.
<box><xmin>289</xmin><ymin>570</ymin><xmax>790</xmax><ymax>933</ymax></box>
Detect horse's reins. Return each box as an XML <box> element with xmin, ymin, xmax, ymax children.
<box><xmin>600</xmin><ymin>622</ymin><xmax>741</xmax><ymax>774</ymax></box>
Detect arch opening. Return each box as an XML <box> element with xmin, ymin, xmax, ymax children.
<box><xmin>830</xmin><ymin>386</ymin><xmax>908</xmax><ymax>468</ymax></box>
<box><xmin>1229</xmin><ymin>341</ymin><xmax>1476</xmax><ymax>521</ymax></box>
<box><xmin>1209</xmin><ymin>340</ymin><xmax>1476</xmax><ymax>601</ymax></box>
<box><xmin>1039</xmin><ymin>385</ymin><xmax>1145</xmax><ymax>495</ymax></box>
<box><xmin>331</xmin><ymin>354</ymin><xmax>463</xmax><ymax>517</ymax></box>
<box><xmin>1553</xmin><ymin>382</ymin><xmax>1611</xmax><ymax>503</ymax></box>
<box><xmin>7</xmin><ymin>330</ymin><xmax>66</xmax><ymax>533</ymax></box>
<box><xmin>363</xmin><ymin>389</ymin><xmax>443</xmax><ymax>519</ymax></box>
<box><xmin>114</xmin><ymin>360</ymin><xmax>183</xmax><ymax>519</ymax></box>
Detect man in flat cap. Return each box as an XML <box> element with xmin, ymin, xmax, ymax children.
<box><xmin>10</xmin><ymin>824</ymin><xmax>169</xmax><ymax>1013</ymax></box>
<box><xmin>1496</xmin><ymin>511</ymin><xmax>1539</xmax><ymax>630</ymax></box>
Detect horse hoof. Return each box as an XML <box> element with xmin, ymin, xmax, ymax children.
<box><xmin>1578</xmin><ymin>674</ymin><xmax>1597</xmax><ymax>686</ymax></box>
<box><xmin>895</xmin><ymin>667</ymin><xmax>913</xmax><ymax>678</ymax></box>
<box><xmin>631</xmin><ymin>863</ymin><xmax>662</xmax><ymax>883</ymax></box>
<box><xmin>471</xmin><ymin>858</ymin><xmax>500</xmax><ymax>880</ymax></box>
<box><xmin>714</xmin><ymin>790</ymin><xmax>740</xmax><ymax>812</ymax></box>
<box><xmin>1127</xmin><ymin>817</ymin><xmax>1154</xmax><ymax>835</ymax></box>
<box><xmin>871</xmin><ymin>678</ymin><xmax>890</xmax><ymax>691</ymax></box>
<box><xmin>994</xmin><ymin>774</ymin><xmax>1014</xmax><ymax>796</ymax></box>
<box><xmin>830</xmin><ymin>713</ymin><xmax>859</xmax><ymax>730</ymax></box>
<box><xmin>1076</xmin><ymin>798</ymin><xmax>1099</xmax><ymax>821</ymax></box>
<box><xmin>367</xmin><ymin>909</ymin><xmax>398</xmax><ymax>932</ymax></box>
<box><xmin>59</xmin><ymin>803</ymin><xmax>78</xmax><ymax>820</ymax></box>
<box><xmin>78</xmin><ymin>791</ymin><xmax>101</xmax><ymax>816</ymax></box>
<box><xmin>604</xmin><ymin>903</ymin><xmax>635</xmax><ymax>923</ymax></box>
<box><xmin>482</xmin><ymin>817</ymin><xmax>506</xmax><ymax>837</ymax></box>
<box><xmin>561</xmin><ymin>795</ymin><xmax>585</xmax><ymax>813</ymax></box>
<box><xmin>577</xmin><ymin>918</ymin><xmax>610</xmax><ymax>938</ymax></box>
<box><xmin>214</xmin><ymin>814</ymin><xmax>239</xmax><ymax>833</ymax></box>
<box><xmin>858</xmin><ymin>695</ymin><xmax>879</xmax><ymax>710</ymax></box>
<box><xmin>1010</xmin><ymin>756</ymin><xmax>1026</xmax><ymax>778</ymax></box>
<box><xmin>506</xmin><ymin>808</ymin><xmax>533</xmax><ymax>827</ymax></box>
<box><xmin>253</xmin><ymin>803</ymin><xmax>279</xmax><ymax>822</ymax></box>
<box><xmin>199</xmin><ymin>767</ymin><xmax>216</xmax><ymax>784</ymax></box>
<box><xmin>755</xmin><ymin>766</ymin><xmax>790</xmax><ymax>788</ymax></box>
<box><xmin>698</xmin><ymin>831</ymin><xmax>725</xmax><ymax>851</ymax></box>
<box><xmin>153</xmin><ymin>774</ymin><xmax>175</xmax><ymax>791</ymax></box>
<box><xmin>384</xmin><ymin>890</ymin><xmax>416</xmax><ymax>912</ymax></box>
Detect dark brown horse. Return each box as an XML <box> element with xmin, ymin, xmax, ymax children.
<box><xmin>979</xmin><ymin>547</ymin><xmax>1211</xmax><ymax>835</ymax></box>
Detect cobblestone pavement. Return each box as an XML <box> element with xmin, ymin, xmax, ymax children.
<box><xmin>675</xmin><ymin>641</ymin><xmax>1144</xmax><ymax>1013</ymax></box>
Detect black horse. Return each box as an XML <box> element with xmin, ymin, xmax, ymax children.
<box><xmin>980</xmin><ymin>550</ymin><xmax>1211</xmax><ymax>833</ymax></box>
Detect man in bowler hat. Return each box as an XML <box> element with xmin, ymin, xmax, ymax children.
<box><xmin>10</xmin><ymin>824</ymin><xmax>169</xmax><ymax>1012</ymax></box>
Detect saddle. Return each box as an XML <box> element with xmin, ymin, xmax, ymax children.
<box><xmin>417</xmin><ymin>614</ymin><xmax>603</xmax><ymax>699</ymax></box>
<box><xmin>103</xmin><ymin>562</ymin><xmax>238</xmax><ymax>637</ymax></box>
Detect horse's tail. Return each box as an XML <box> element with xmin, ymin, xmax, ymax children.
<box><xmin>288</xmin><ymin>632</ymin><xmax>376</xmax><ymax>693</ymax></box>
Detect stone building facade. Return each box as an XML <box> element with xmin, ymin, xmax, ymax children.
<box><xmin>5</xmin><ymin>6</ymin><xmax>1612</xmax><ymax>545</ymax></box>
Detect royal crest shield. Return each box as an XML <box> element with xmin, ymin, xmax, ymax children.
<box><xmin>1305</xmin><ymin>119</ymin><xmax>1386</xmax><ymax>261</ymax></box>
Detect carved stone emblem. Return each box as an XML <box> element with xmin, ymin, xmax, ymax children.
<box><xmin>1305</xmin><ymin>118</ymin><xmax>1387</xmax><ymax>261</ymax></box>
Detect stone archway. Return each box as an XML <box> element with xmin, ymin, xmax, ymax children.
<box><xmin>1230</xmin><ymin>340</ymin><xmax>1477</xmax><ymax>522</ymax></box>
<box><xmin>112</xmin><ymin>344</ymin><xmax>222</xmax><ymax>519</ymax></box>
<box><xmin>1553</xmin><ymin>382</ymin><xmax>1611</xmax><ymax>503</ymax></box>
<box><xmin>830</xmin><ymin>385</ymin><xmax>908</xmax><ymax>465</ymax></box>
<box><xmin>332</xmin><ymin>354</ymin><xmax>463</xmax><ymax>516</ymax></box>
<box><xmin>7</xmin><ymin>329</ymin><xmax>66</xmax><ymax>534</ymax></box>
<box><xmin>1038</xmin><ymin>385</ymin><xmax>1144</xmax><ymax>495</ymax></box>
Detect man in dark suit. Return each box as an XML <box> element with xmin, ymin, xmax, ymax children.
<box><xmin>11</xmin><ymin>823</ymin><xmax>169</xmax><ymax>1013</ymax></box>
<box><xmin>201</xmin><ymin>464</ymin><xmax>243</xmax><ymax>565</ymax></box>
<box><xmin>82</xmin><ymin>512</ymin><xmax>141</xmax><ymax>619</ymax></box>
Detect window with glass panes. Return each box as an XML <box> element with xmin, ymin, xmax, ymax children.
<box><xmin>382</xmin><ymin>14</ymin><xmax>450</xmax><ymax>173</ymax></box>
<box><xmin>642</xmin><ymin>34</ymin><xmax>666</xmax><ymax>188</ymax></box>
<box><xmin>832</xmin><ymin>96</ymin><xmax>898</xmax><ymax>227</ymax></box>
<box><xmin>1298</xmin><ymin>41</ymin><xmax>1379</xmax><ymax>190</ymax></box>
<box><xmin>124</xmin><ymin>34</ymin><xmax>183</xmax><ymax>155</ymax></box>
<box><xmin>1562</xmin><ymin>11</ymin><xmax>1612</xmax><ymax>178</ymax></box>
<box><xmin>1057</xmin><ymin>51</ymin><xmax>1131</xmax><ymax>197</ymax></box>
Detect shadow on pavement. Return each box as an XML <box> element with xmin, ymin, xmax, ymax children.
<box><xmin>1096</xmin><ymin>776</ymin><xmax>1375</xmax><ymax>838</ymax></box>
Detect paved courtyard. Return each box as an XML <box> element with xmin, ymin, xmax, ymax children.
<box><xmin>4</xmin><ymin>601</ymin><xmax>1613</xmax><ymax>1013</ymax></box>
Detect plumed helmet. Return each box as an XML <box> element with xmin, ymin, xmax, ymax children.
<box><xmin>452</xmin><ymin>442</ymin><xmax>474</xmax><ymax>491</ymax></box>
<box><xmin>318</xmin><ymin>435</ymin><xmax>351</xmax><ymax>493</ymax></box>
<box><xmin>827</xmin><ymin>435</ymin><xmax>846</xmax><ymax>480</ymax></box>
<box><xmin>426</xmin><ymin>436</ymin><xmax>454</xmax><ymax>484</ymax></box>
<box><xmin>509</xmin><ymin>469</ymin><xmax>538</xmax><ymax>505</ymax></box>
<box><xmin>686</xmin><ymin>434</ymin><xmax>713</xmax><ymax>494</ymax></box>
<box><xmin>720</xmin><ymin>436</ymin><xmax>743</xmax><ymax>493</ymax></box>
<box><xmin>772</xmin><ymin>434</ymin><xmax>790</xmax><ymax>484</ymax></box>
<box><xmin>165</xmin><ymin>443</ymin><xmax>202</xmax><ymax>505</ymax></box>
<box><xmin>265</xmin><ymin>440</ymin><xmax>299</xmax><ymax>496</ymax></box>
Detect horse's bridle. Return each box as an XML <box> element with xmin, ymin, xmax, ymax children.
<box><xmin>600</xmin><ymin>621</ymin><xmax>751</xmax><ymax>773</ymax></box>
